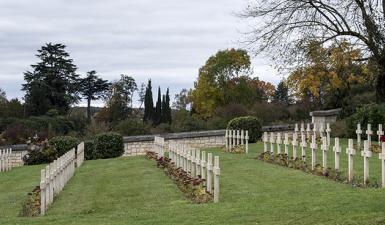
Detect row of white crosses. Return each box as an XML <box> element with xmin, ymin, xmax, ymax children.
<box><xmin>40</xmin><ymin>142</ymin><xmax>85</xmax><ymax>215</ymax></box>
<box><xmin>168</xmin><ymin>141</ymin><xmax>220</xmax><ymax>203</ymax></box>
<box><xmin>0</xmin><ymin>148</ymin><xmax>12</xmax><ymax>172</ymax></box>
<box><xmin>356</xmin><ymin>123</ymin><xmax>384</xmax><ymax>150</ymax></box>
<box><xmin>154</xmin><ymin>136</ymin><xmax>165</xmax><ymax>158</ymax></box>
<box><xmin>295</xmin><ymin>123</ymin><xmax>332</xmax><ymax>145</ymax></box>
<box><xmin>225</xmin><ymin>129</ymin><xmax>249</xmax><ymax>153</ymax></box>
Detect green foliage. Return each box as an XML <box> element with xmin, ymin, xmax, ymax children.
<box><xmin>331</xmin><ymin>120</ymin><xmax>348</xmax><ymax>138</ymax></box>
<box><xmin>84</xmin><ymin>140</ymin><xmax>95</xmax><ymax>160</ymax></box>
<box><xmin>114</xmin><ymin>119</ymin><xmax>151</xmax><ymax>136</ymax></box>
<box><xmin>22</xmin><ymin>43</ymin><xmax>80</xmax><ymax>116</ymax></box>
<box><xmin>154</xmin><ymin>87</ymin><xmax>162</xmax><ymax>126</ymax></box>
<box><xmin>49</xmin><ymin>136</ymin><xmax>79</xmax><ymax>157</ymax></box>
<box><xmin>347</xmin><ymin>103</ymin><xmax>385</xmax><ymax>138</ymax></box>
<box><xmin>273</xmin><ymin>80</ymin><xmax>292</xmax><ymax>105</ymax></box>
<box><xmin>143</xmin><ymin>79</ymin><xmax>154</xmax><ymax>122</ymax></box>
<box><xmin>227</xmin><ymin>116</ymin><xmax>262</xmax><ymax>142</ymax></box>
<box><xmin>93</xmin><ymin>132</ymin><xmax>124</xmax><ymax>159</ymax></box>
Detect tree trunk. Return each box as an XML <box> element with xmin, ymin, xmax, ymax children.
<box><xmin>87</xmin><ymin>98</ymin><xmax>91</xmax><ymax>122</ymax></box>
<box><xmin>376</xmin><ymin>62</ymin><xmax>385</xmax><ymax>103</ymax></box>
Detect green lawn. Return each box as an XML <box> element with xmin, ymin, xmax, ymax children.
<box><xmin>1</xmin><ymin>142</ymin><xmax>385</xmax><ymax>224</ymax></box>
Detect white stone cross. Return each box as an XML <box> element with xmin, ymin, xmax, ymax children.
<box><xmin>195</xmin><ymin>149</ymin><xmax>201</xmax><ymax>178</ymax></box>
<box><xmin>361</xmin><ymin>140</ymin><xmax>372</xmax><ymax>186</ymax></box>
<box><xmin>284</xmin><ymin>133</ymin><xmax>289</xmax><ymax>155</ymax></box>
<box><xmin>356</xmin><ymin>124</ymin><xmax>362</xmax><ymax>150</ymax></box>
<box><xmin>310</xmin><ymin>135</ymin><xmax>317</xmax><ymax>170</ymax></box>
<box><xmin>228</xmin><ymin>130</ymin><xmax>233</xmax><ymax>150</ymax></box>
<box><xmin>206</xmin><ymin>153</ymin><xmax>213</xmax><ymax>193</ymax></box>
<box><xmin>377</xmin><ymin>124</ymin><xmax>384</xmax><ymax>146</ymax></box>
<box><xmin>301</xmin><ymin>133</ymin><xmax>307</xmax><ymax>161</ymax></box>
<box><xmin>366</xmin><ymin>124</ymin><xmax>373</xmax><ymax>148</ymax></box>
<box><xmin>276</xmin><ymin>133</ymin><xmax>282</xmax><ymax>154</ymax></box>
<box><xmin>346</xmin><ymin>139</ymin><xmax>356</xmax><ymax>182</ymax></box>
<box><xmin>245</xmin><ymin>130</ymin><xmax>249</xmax><ymax>154</ymax></box>
<box><xmin>312</xmin><ymin>123</ymin><xmax>317</xmax><ymax>139</ymax></box>
<box><xmin>225</xmin><ymin>130</ymin><xmax>229</xmax><ymax>150</ymax></box>
<box><xmin>191</xmin><ymin>149</ymin><xmax>196</xmax><ymax>178</ymax></box>
<box><xmin>263</xmin><ymin>132</ymin><xmax>268</xmax><ymax>152</ymax></box>
<box><xmin>379</xmin><ymin>142</ymin><xmax>385</xmax><ymax>188</ymax></box>
<box><xmin>240</xmin><ymin>130</ymin><xmax>245</xmax><ymax>145</ymax></box>
<box><xmin>300</xmin><ymin>123</ymin><xmax>305</xmax><ymax>137</ymax></box>
<box><xmin>333</xmin><ymin>138</ymin><xmax>341</xmax><ymax>170</ymax></box>
<box><xmin>201</xmin><ymin>151</ymin><xmax>206</xmax><ymax>182</ymax></box>
<box><xmin>269</xmin><ymin>132</ymin><xmax>275</xmax><ymax>155</ymax></box>
<box><xmin>292</xmin><ymin>132</ymin><xmax>298</xmax><ymax>159</ymax></box>
<box><xmin>306</xmin><ymin>123</ymin><xmax>311</xmax><ymax>141</ymax></box>
<box><xmin>321</xmin><ymin>136</ymin><xmax>328</xmax><ymax>172</ymax></box>
<box><xmin>236</xmin><ymin>130</ymin><xmax>240</xmax><ymax>146</ymax></box>
<box><xmin>326</xmin><ymin>123</ymin><xmax>331</xmax><ymax>146</ymax></box>
<box><xmin>213</xmin><ymin>156</ymin><xmax>220</xmax><ymax>203</ymax></box>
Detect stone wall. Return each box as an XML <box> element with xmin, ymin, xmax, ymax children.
<box><xmin>123</xmin><ymin>130</ymin><xmax>226</xmax><ymax>156</ymax></box>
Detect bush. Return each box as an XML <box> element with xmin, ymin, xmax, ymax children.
<box><xmin>114</xmin><ymin>119</ymin><xmax>151</xmax><ymax>136</ymax></box>
<box><xmin>93</xmin><ymin>132</ymin><xmax>124</xmax><ymax>159</ymax></box>
<box><xmin>227</xmin><ymin>116</ymin><xmax>262</xmax><ymax>142</ymax></box>
<box><xmin>346</xmin><ymin>103</ymin><xmax>385</xmax><ymax>138</ymax></box>
<box><xmin>49</xmin><ymin>136</ymin><xmax>80</xmax><ymax>157</ymax></box>
<box><xmin>23</xmin><ymin>140</ymin><xmax>57</xmax><ymax>165</ymax></box>
<box><xmin>84</xmin><ymin>140</ymin><xmax>95</xmax><ymax>160</ymax></box>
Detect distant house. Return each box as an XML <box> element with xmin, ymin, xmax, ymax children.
<box><xmin>310</xmin><ymin>108</ymin><xmax>341</xmax><ymax>128</ymax></box>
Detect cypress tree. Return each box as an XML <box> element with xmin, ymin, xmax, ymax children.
<box><xmin>161</xmin><ymin>95</ymin><xmax>167</xmax><ymax>123</ymax></box>
<box><xmin>165</xmin><ymin>88</ymin><xmax>172</xmax><ymax>124</ymax></box>
<box><xmin>153</xmin><ymin>87</ymin><xmax>162</xmax><ymax>126</ymax></box>
<box><xmin>143</xmin><ymin>79</ymin><xmax>154</xmax><ymax>122</ymax></box>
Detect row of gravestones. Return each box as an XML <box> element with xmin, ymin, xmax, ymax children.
<box><xmin>224</xmin><ymin>130</ymin><xmax>249</xmax><ymax>153</ymax></box>
<box><xmin>0</xmin><ymin>148</ymin><xmax>12</xmax><ymax>172</ymax></box>
<box><xmin>40</xmin><ymin>142</ymin><xmax>85</xmax><ymax>215</ymax></box>
<box><xmin>262</xmin><ymin>123</ymin><xmax>385</xmax><ymax>187</ymax></box>
<box><xmin>153</xmin><ymin>137</ymin><xmax>221</xmax><ymax>203</ymax></box>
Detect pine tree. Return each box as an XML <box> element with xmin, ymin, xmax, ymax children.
<box><xmin>273</xmin><ymin>80</ymin><xmax>291</xmax><ymax>105</ymax></box>
<box><xmin>143</xmin><ymin>79</ymin><xmax>154</xmax><ymax>122</ymax></box>
<box><xmin>153</xmin><ymin>87</ymin><xmax>162</xmax><ymax>126</ymax></box>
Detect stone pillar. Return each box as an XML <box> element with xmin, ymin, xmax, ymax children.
<box><xmin>326</xmin><ymin>123</ymin><xmax>331</xmax><ymax>146</ymax></box>
<box><xmin>366</xmin><ymin>124</ymin><xmax>373</xmax><ymax>149</ymax></box>
<box><xmin>206</xmin><ymin>153</ymin><xmax>213</xmax><ymax>194</ymax></box>
<box><xmin>276</xmin><ymin>133</ymin><xmax>282</xmax><ymax>154</ymax></box>
<box><xmin>346</xmin><ymin>139</ymin><xmax>356</xmax><ymax>182</ymax></box>
<box><xmin>321</xmin><ymin>136</ymin><xmax>328</xmax><ymax>172</ymax></box>
<box><xmin>213</xmin><ymin>156</ymin><xmax>220</xmax><ymax>203</ymax></box>
<box><xmin>377</xmin><ymin>124</ymin><xmax>384</xmax><ymax>146</ymax></box>
<box><xmin>284</xmin><ymin>133</ymin><xmax>289</xmax><ymax>155</ymax></box>
<box><xmin>292</xmin><ymin>132</ymin><xmax>298</xmax><ymax>159</ymax></box>
<box><xmin>333</xmin><ymin>138</ymin><xmax>341</xmax><ymax>170</ymax></box>
<box><xmin>361</xmin><ymin>140</ymin><xmax>372</xmax><ymax>186</ymax></box>
<box><xmin>379</xmin><ymin>142</ymin><xmax>385</xmax><ymax>188</ymax></box>
<box><xmin>310</xmin><ymin>135</ymin><xmax>317</xmax><ymax>170</ymax></box>
<box><xmin>356</xmin><ymin>124</ymin><xmax>362</xmax><ymax>150</ymax></box>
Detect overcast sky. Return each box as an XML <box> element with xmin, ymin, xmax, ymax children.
<box><xmin>0</xmin><ymin>0</ymin><xmax>279</xmax><ymax>106</ymax></box>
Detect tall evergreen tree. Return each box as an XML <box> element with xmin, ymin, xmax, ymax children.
<box><xmin>165</xmin><ymin>88</ymin><xmax>172</xmax><ymax>124</ymax></box>
<box><xmin>79</xmin><ymin>70</ymin><xmax>111</xmax><ymax>121</ymax></box>
<box><xmin>153</xmin><ymin>87</ymin><xmax>162</xmax><ymax>126</ymax></box>
<box><xmin>143</xmin><ymin>79</ymin><xmax>154</xmax><ymax>122</ymax></box>
<box><xmin>22</xmin><ymin>43</ymin><xmax>80</xmax><ymax>115</ymax></box>
<box><xmin>273</xmin><ymin>80</ymin><xmax>291</xmax><ymax>105</ymax></box>
<box><xmin>161</xmin><ymin>95</ymin><xmax>167</xmax><ymax>123</ymax></box>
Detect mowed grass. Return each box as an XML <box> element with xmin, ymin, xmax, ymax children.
<box><xmin>1</xmin><ymin>141</ymin><xmax>385</xmax><ymax>224</ymax></box>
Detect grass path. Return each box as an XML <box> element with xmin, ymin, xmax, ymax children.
<box><xmin>1</xmin><ymin>142</ymin><xmax>385</xmax><ymax>224</ymax></box>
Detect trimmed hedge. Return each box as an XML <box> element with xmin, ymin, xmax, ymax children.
<box><xmin>227</xmin><ymin>116</ymin><xmax>262</xmax><ymax>142</ymax></box>
<box><xmin>93</xmin><ymin>132</ymin><xmax>124</xmax><ymax>159</ymax></box>
<box><xmin>49</xmin><ymin>136</ymin><xmax>80</xmax><ymax>157</ymax></box>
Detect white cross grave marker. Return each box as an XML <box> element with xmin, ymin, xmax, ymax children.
<box><xmin>245</xmin><ymin>130</ymin><xmax>249</xmax><ymax>154</ymax></box>
<box><xmin>356</xmin><ymin>124</ymin><xmax>362</xmax><ymax>150</ymax></box>
<box><xmin>270</xmin><ymin>132</ymin><xmax>275</xmax><ymax>155</ymax></box>
<box><xmin>361</xmin><ymin>140</ymin><xmax>372</xmax><ymax>186</ymax></box>
<box><xmin>366</xmin><ymin>124</ymin><xmax>373</xmax><ymax>148</ymax></box>
<box><xmin>326</xmin><ymin>123</ymin><xmax>331</xmax><ymax>146</ymax></box>
<box><xmin>333</xmin><ymin>138</ymin><xmax>341</xmax><ymax>170</ymax></box>
<box><xmin>225</xmin><ymin>130</ymin><xmax>229</xmax><ymax>150</ymax></box>
<box><xmin>377</xmin><ymin>124</ymin><xmax>384</xmax><ymax>146</ymax></box>
<box><xmin>277</xmin><ymin>133</ymin><xmax>282</xmax><ymax>154</ymax></box>
<box><xmin>263</xmin><ymin>132</ymin><xmax>268</xmax><ymax>152</ymax></box>
<box><xmin>292</xmin><ymin>133</ymin><xmax>298</xmax><ymax>159</ymax></box>
<box><xmin>301</xmin><ymin>133</ymin><xmax>307</xmax><ymax>161</ymax></box>
<box><xmin>346</xmin><ymin>139</ymin><xmax>356</xmax><ymax>182</ymax></box>
<box><xmin>241</xmin><ymin>130</ymin><xmax>245</xmax><ymax>145</ymax></box>
<box><xmin>379</xmin><ymin>142</ymin><xmax>385</xmax><ymax>188</ymax></box>
<box><xmin>321</xmin><ymin>136</ymin><xmax>328</xmax><ymax>172</ymax></box>
<box><xmin>228</xmin><ymin>130</ymin><xmax>232</xmax><ymax>150</ymax></box>
<box><xmin>313</xmin><ymin>123</ymin><xmax>317</xmax><ymax>139</ymax></box>
<box><xmin>284</xmin><ymin>133</ymin><xmax>289</xmax><ymax>155</ymax></box>
<box><xmin>310</xmin><ymin>135</ymin><xmax>317</xmax><ymax>170</ymax></box>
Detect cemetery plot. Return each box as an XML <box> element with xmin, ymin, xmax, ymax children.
<box><xmin>259</xmin><ymin>123</ymin><xmax>385</xmax><ymax>187</ymax></box>
<box><xmin>146</xmin><ymin>136</ymin><xmax>220</xmax><ymax>203</ymax></box>
<box><xmin>224</xmin><ymin>129</ymin><xmax>249</xmax><ymax>153</ymax></box>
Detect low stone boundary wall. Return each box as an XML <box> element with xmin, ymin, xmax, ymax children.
<box><xmin>123</xmin><ymin>130</ymin><xmax>226</xmax><ymax>156</ymax></box>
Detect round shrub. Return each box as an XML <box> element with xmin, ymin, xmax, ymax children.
<box><xmin>347</xmin><ymin>103</ymin><xmax>385</xmax><ymax>138</ymax></box>
<box><xmin>49</xmin><ymin>136</ymin><xmax>80</xmax><ymax>157</ymax></box>
<box><xmin>227</xmin><ymin>116</ymin><xmax>262</xmax><ymax>142</ymax></box>
<box><xmin>84</xmin><ymin>140</ymin><xmax>95</xmax><ymax>160</ymax></box>
<box><xmin>93</xmin><ymin>132</ymin><xmax>123</xmax><ymax>159</ymax></box>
